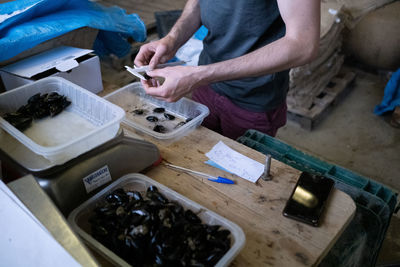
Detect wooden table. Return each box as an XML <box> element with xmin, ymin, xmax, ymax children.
<box><xmin>120</xmin><ymin>125</ymin><xmax>356</xmax><ymax>266</ymax></box>
<box><xmin>96</xmin><ymin>2</ymin><xmax>355</xmax><ymax>263</ymax></box>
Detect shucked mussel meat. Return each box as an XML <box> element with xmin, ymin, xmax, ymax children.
<box><xmin>2</xmin><ymin>92</ymin><xmax>71</xmax><ymax>131</ymax></box>
<box><xmin>89</xmin><ymin>186</ymin><xmax>231</xmax><ymax>267</ymax></box>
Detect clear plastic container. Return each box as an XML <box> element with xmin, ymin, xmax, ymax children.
<box><xmin>68</xmin><ymin>173</ymin><xmax>246</xmax><ymax>267</ymax></box>
<box><xmin>104</xmin><ymin>82</ymin><xmax>209</xmax><ymax>143</ymax></box>
<box><xmin>0</xmin><ymin>77</ymin><xmax>125</xmax><ymax>165</ymax></box>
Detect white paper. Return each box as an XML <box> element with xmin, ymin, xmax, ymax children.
<box><xmin>0</xmin><ymin>181</ymin><xmax>81</xmax><ymax>267</ymax></box>
<box><xmin>83</xmin><ymin>165</ymin><xmax>112</xmax><ymax>193</ymax></box>
<box><xmin>205</xmin><ymin>141</ymin><xmax>264</xmax><ymax>183</ymax></box>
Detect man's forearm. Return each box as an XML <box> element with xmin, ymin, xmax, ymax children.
<box><xmin>195</xmin><ymin>35</ymin><xmax>318</xmax><ymax>84</ymax></box>
<box><xmin>167</xmin><ymin>0</ymin><xmax>202</xmax><ymax>50</ymax></box>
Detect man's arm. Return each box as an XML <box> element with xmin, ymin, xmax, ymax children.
<box><xmin>134</xmin><ymin>0</ymin><xmax>201</xmax><ymax>69</ymax></box>
<box><xmin>195</xmin><ymin>0</ymin><xmax>320</xmax><ymax>83</ymax></box>
<box><xmin>144</xmin><ymin>0</ymin><xmax>320</xmax><ymax>101</ymax></box>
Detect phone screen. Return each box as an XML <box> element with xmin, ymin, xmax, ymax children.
<box><xmin>282</xmin><ymin>172</ymin><xmax>334</xmax><ymax>227</ymax></box>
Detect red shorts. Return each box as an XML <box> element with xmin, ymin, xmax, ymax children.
<box><xmin>192</xmin><ymin>85</ymin><xmax>287</xmax><ymax>140</ymax></box>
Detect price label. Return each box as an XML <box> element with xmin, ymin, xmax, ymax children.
<box><xmin>82</xmin><ymin>165</ymin><xmax>112</xmax><ymax>193</ymax></box>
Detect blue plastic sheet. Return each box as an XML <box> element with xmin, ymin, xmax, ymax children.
<box><xmin>374</xmin><ymin>68</ymin><xmax>400</xmax><ymax>115</ymax></box>
<box><xmin>0</xmin><ymin>0</ymin><xmax>146</xmax><ymax>61</ymax></box>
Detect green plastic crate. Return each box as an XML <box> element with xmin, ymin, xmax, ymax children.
<box><xmin>238</xmin><ymin>129</ymin><xmax>398</xmax><ymax>212</ymax></box>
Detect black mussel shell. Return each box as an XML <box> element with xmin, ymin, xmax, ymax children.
<box><xmin>62</xmin><ymin>98</ymin><xmax>71</xmax><ymax>109</ymax></box>
<box><xmin>27</xmin><ymin>93</ymin><xmax>41</xmax><ymax>104</ymax></box>
<box><xmin>4</xmin><ymin>113</ymin><xmax>32</xmax><ymax>131</ymax></box>
<box><xmin>49</xmin><ymin>104</ymin><xmax>63</xmax><ymax>117</ymax></box>
<box><xmin>147</xmin><ymin>185</ymin><xmax>158</xmax><ymax>193</ymax></box>
<box><xmin>164</xmin><ymin>113</ymin><xmax>175</xmax><ymax>120</ymax></box>
<box><xmin>174</xmin><ymin>121</ymin><xmax>186</xmax><ymax>129</ymax></box>
<box><xmin>153</xmin><ymin>125</ymin><xmax>166</xmax><ymax>133</ymax></box>
<box><xmin>132</xmin><ymin>109</ymin><xmax>144</xmax><ymax>115</ymax></box>
<box><xmin>153</xmin><ymin>107</ymin><xmax>165</xmax><ymax>113</ymax></box>
<box><xmin>45</xmin><ymin>92</ymin><xmax>62</xmax><ymax>103</ymax></box>
<box><xmin>147</xmin><ymin>191</ymin><xmax>169</xmax><ymax>205</ymax></box>
<box><xmin>146</xmin><ymin>116</ymin><xmax>158</xmax><ymax>122</ymax></box>
<box><xmin>5</xmin><ymin>92</ymin><xmax>71</xmax><ymax>131</ymax></box>
<box><xmin>88</xmin><ymin>186</ymin><xmax>231</xmax><ymax>267</ymax></box>
<box><xmin>126</xmin><ymin>191</ymin><xmax>143</xmax><ymax>201</ymax></box>
<box><xmin>143</xmin><ymin>73</ymin><xmax>152</xmax><ymax>80</ymax></box>
<box><xmin>185</xmin><ymin>209</ymin><xmax>201</xmax><ymax>224</ymax></box>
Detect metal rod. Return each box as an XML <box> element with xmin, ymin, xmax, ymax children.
<box><xmin>261</xmin><ymin>154</ymin><xmax>272</xmax><ymax>181</ymax></box>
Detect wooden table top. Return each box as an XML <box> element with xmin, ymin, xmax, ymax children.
<box><xmin>121</xmin><ymin>125</ymin><xmax>356</xmax><ymax>266</ymax></box>
<box><xmin>96</xmin><ymin>1</ymin><xmax>356</xmax><ymax>264</ymax></box>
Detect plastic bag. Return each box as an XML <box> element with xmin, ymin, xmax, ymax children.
<box><xmin>374</xmin><ymin>68</ymin><xmax>400</xmax><ymax>115</ymax></box>
<box><xmin>0</xmin><ymin>0</ymin><xmax>146</xmax><ymax>61</ymax></box>
<box><xmin>175</xmin><ymin>26</ymin><xmax>208</xmax><ymax>66</ymax></box>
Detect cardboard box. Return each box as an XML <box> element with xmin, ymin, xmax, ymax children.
<box><xmin>0</xmin><ymin>46</ymin><xmax>103</xmax><ymax>94</ymax></box>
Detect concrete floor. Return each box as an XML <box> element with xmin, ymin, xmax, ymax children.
<box><xmin>276</xmin><ymin>67</ymin><xmax>400</xmax><ymax>265</ymax></box>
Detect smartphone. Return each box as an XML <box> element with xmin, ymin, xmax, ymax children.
<box><xmin>282</xmin><ymin>172</ymin><xmax>334</xmax><ymax>227</ymax></box>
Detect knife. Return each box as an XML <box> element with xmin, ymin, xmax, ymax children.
<box><xmin>125</xmin><ymin>60</ymin><xmax>187</xmax><ymax>80</ymax></box>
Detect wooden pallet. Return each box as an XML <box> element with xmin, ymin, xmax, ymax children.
<box><xmin>287</xmin><ymin>71</ymin><xmax>356</xmax><ymax>130</ymax></box>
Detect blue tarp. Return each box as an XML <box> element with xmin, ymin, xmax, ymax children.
<box><xmin>374</xmin><ymin>68</ymin><xmax>400</xmax><ymax>115</ymax></box>
<box><xmin>0</xmin><ymin>0</ymin><xmax>146</xmax><ymax>61</ymax></box>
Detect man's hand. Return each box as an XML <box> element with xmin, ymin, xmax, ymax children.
<box><xmin>134</xmin><ymin>0</ymin><xmax>201</xmax><ymax>70</ymax></box>
<box><xmin>142</xmin><ymin>65</ymin><xmax>205</xmax><ymax>102</ymax></box>
<box><xmin>134</xmin><ymin>36</ymin><xmax>177</xmax><ymax>69</ymax></box>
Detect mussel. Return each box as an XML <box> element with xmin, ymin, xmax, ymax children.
<box><xmin>153</xmin><ymin>107</ymin><xmax>165</xmax><ymax>113</ymax></box>
<box><xmin>132</xmin><ymin>109</ymin><xmax>144</xmax><ymax>115</ymax></box>
<box><xmin>146</xmin><ymin>116</ymin><xmax>158</xmax><ymax>122</ymax></box>
<box><xmin>88</xmin><ymin>186</ymin><xmax>232</xmax><ymax>267</ymax></box>
<box><xmin>164</xmin><ymin>113</ymin><xmax>175</xmax><ymax>120</ymax></box>
<box><xmin>2</xmin><ymin>92</ymin><xmax>71</xmax><ymax>131</ymax></box>
<box><xmin>153</xmin><ymin>124</ymin><xmax>166</xmax><ymax>133</ymax></box>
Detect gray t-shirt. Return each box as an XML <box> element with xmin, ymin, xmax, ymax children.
<box><xmin>198</xmin><ymin>0</ymin><xmax>289</xmax><ymax>112</ymax></box>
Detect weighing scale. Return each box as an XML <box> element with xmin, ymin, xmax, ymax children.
<box><xmin>0</xmin><ymin>129</ymin><xmax>161</xmax><ymax>216</ymax></box>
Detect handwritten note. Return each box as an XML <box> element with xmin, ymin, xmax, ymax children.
<box><xmin>205</xmin><ymin>141</ymin><xmax>264</xmax><ymax>183</ymax></box>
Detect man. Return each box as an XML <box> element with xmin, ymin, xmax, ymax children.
<box><xmin>134</xmin><ymin>0</ymin><xmax>320</xmax><ymax>139</ymax></box>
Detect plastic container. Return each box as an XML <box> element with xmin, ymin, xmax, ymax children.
<box><xmin>68</xmin><ymin>173</ymin><xmax>245</xmax><ymax>267</ymax></box>
<box><xmin>237</xmin><ymin>129</ymin><xmax>398</xmax><ymax>212</ymax></box>
<box><xmin>104</xmin><ymin>82</ymin><xmax>209</xmax><ymax>143</ymax></box>
<box><xmin>0</xmin><ymin>77</ymin><xmax>125</xmax><ymax>165</ymax></box>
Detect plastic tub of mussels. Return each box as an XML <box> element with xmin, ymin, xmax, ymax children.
<box><xmin>104</xmin><ymin>82</ymin><xmax>209</xmax><ymax>143</ymax></box>
<box><xmin>0</xmin><ymin>77</ymin><xmax>124</xmax><ymax>165</ymax></box>
<box><xmin>68</xmin><ymin>173</ymin><xmax>246</xmax><ymax>267</ymax></box>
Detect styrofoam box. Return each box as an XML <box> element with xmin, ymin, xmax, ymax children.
<box><xmin>0</xmin><ymin>46</ymin><xmax>103</xmax><ymax>94</ymax></box>
<box><xmin>0</xmin><ymin>77</ymin><xmax>125</xmax><ymax>165</ymax></box>
<box><xmin>68</xmin><ymin>173</ymin><xmax>246</xmax><ymax>267</ymax></box>
<box><xmin>104</xmin><ymin>82</ymin><xmax>209</xmax><ymax>142</ymax></box>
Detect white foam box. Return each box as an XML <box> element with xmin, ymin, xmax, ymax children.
<box><xmin>0</xmin><ymin>46</ymin><xmax>103</xmax><ymax>94</ymax></box>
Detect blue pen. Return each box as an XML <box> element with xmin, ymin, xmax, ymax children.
<box><xmin>164</xmin><ymin>163</ymin><xmax>235</xmax><ymax>184</ymax></box>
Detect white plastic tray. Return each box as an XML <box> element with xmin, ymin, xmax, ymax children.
<box><xmin>68</xmin><ymin>173</ymin><xmax>245</xmax><ymax>267</ymax></box>
<box><xmin>104</xmin><ymin>82</ymin><xmax>209</xmax><ymax>142</ymax></box>
<box><xmin>0</xmin><ymin>77</ymin><xmax>125</xmax><ymax>165</ymax></box>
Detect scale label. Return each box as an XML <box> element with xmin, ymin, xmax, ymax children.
<box><xmin>83</xmin><ymin>165</ymin><xmax>112</xmax><ymax>193</ymax></box>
